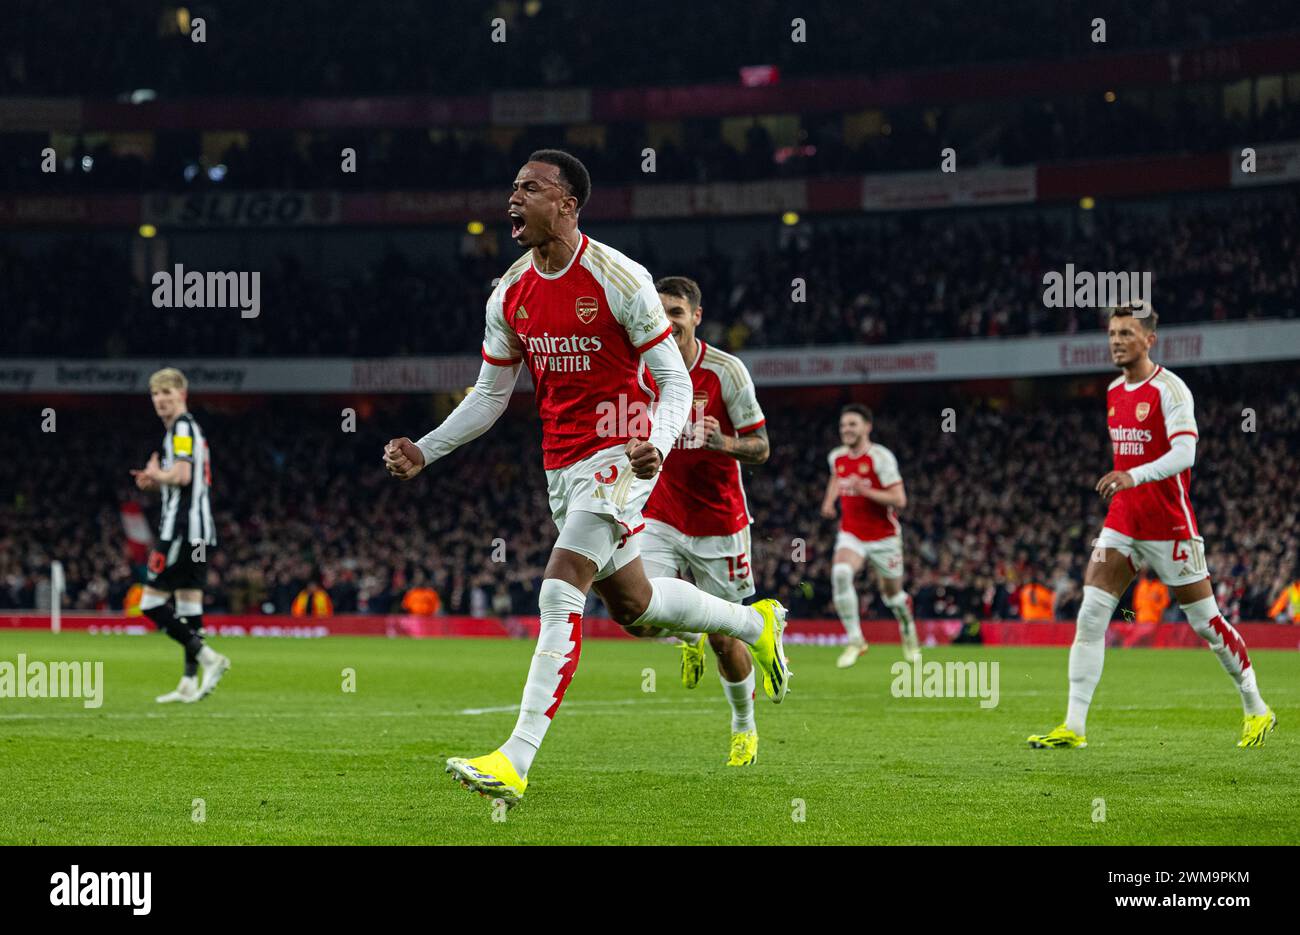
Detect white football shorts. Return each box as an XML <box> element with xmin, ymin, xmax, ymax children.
<box><xmin>640</xmin><ymin>518</ymin><xmax>756</xmax><ymax>603</ymax></box>
<box><xmin>547</xmin><ymin>443</ymin><xmax>659</xmax><ymax>581</ymax></box>
<box><xmin>1094</xmin><ymin>526</ymin><xmax>1208</xmax><ymax>588</ymax></box>
<box><xmin>834</xmin><ymin>530</ymin><xmax>905</xmax><ymax>580</ymax></box>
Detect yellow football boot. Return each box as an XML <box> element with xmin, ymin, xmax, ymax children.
<box><xmin>445</xmin><ymin>750</ymin><xmax>527</xmax><ymax>807</ymax></box>
<box><xmin>747</xmin><ymin>599</ymin><xmax>790</xmax><ymax>703</ymax></box>
<box><xmin>727</xmin><ymin>730</ymin><xmax>758</xmax><ymax>766</ymax></box>
<box><xmin>680</xmin><ymin>633</ymin><xmax>707</xmax><ymax>689</ymax></box>
<box><xmin>1238</xmin><ymin>709</ymin><xmax>1277</xmax><ymax>748</ymax></box>
<box><xmin>1027</xmin><ymin>724</ymin><xmax>1087</xmax><ymax>749</ymax></box>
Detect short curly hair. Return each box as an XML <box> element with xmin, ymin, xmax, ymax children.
<box><xmin>527</xmin><ymin>149</ymin><xmax>591</xmax><ymax>211</ymax></box>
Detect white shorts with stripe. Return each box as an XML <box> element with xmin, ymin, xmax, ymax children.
<box><xmin>640</xmin><ymin>518</ymin><xmax>756</xmax><ymax>603</ymax></box>
<box><xmin>1094</xmin><ymin>526</ymin><xmax>1209</xmax><ymax>588</ymax></box>
<box><xmin>546</xmin><ymin>443</ymin><xmax>659</xmax><ymax>581</ymax></box>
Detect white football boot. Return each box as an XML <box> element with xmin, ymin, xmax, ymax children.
<box><xmin>196</xmin><ymin>648</ymin><xmax>231</xmax><ymax>700</ymax></box>
<box><xmin>156</xmin><ymin>675</ymin><xmax>200</xmax><ymax>704</ymax></box>
<box><xmin>836</xmin><ymin>639</ymin><xmax>868</xmax><ymax>669</ymax></box>
<box><xmin>900</xmin><ymin>625</ymin><xmax>922</xmax><ymax>664</ymax></box>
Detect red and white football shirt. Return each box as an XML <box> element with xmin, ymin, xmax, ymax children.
<box><xmin>644</xmin><ymin>340</ymin><xmax>766</xmax><ymax>537</ymax></box>
<box><xmin>1105</xmin><ymin>365</ymin><xmax>1200</xmax><ymax>540</ymax></box>
<box><xmin>830</xmin><ymin>443</ymin><xmax>902</xmax><ymax>542</ymax></box>
<box><xmin>482</xmin><ymin>233</ymin><xmax>672</xmax><ymax>470</ymax></box>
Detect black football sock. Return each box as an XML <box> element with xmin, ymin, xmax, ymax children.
<box><xmin>179</xmin><ymin>615</ymin><xmax>204</xmax><ymax>677</ymax></box>
<box><xmin>143</xmin><ymin>604</ymin><xmax>206</xmax><ymax>659</ymax></box>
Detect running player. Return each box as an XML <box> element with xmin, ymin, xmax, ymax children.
<box><xmin>1028</xmin><ymin>303</ymin><xmax>1275</xmax><ymax>749</ymax></box>
<box><xmin>820</xmin><ymin>404</ymin><xmax>919</xmax><ymax>667</ymax></box>
<box><xmin>130</xmin><ymin>368</ymin><xmax>230</xmax><ymax>703</ymax></box>
<box><xmin>382</xmin><ymin>151</ymin><xmax>789</xmax><ymax>807</ymax></box>
<box><xmin>639</xmin><ymin>276</ymin><xmax>769</xmax><ymax>767</ymax></box>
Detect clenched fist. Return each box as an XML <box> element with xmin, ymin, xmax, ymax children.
<box><xmin>624</xmin><ymin>438</ymin><xmax>663</xmax><ymax>480</ymax></box>
<box><xmin>693</xmin><ymin>414</ymin><xmax>727</xmax><ymax>451</ymax></box>
<box><xmin>383</xmin><ymin>437</ymin><xmax>426</xmax><ymax>480</ymax></box>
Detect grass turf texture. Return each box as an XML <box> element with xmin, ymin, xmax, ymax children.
<box><xmin>1</xmin><ymin>631</ymin><xmax>1296</xmax><ymax>845</ymax></box>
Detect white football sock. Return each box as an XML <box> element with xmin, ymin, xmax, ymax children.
<box><xmin>1181</xmin><ymin>596</ymin><xmax>1268</xmax><ymax>716</ymax></box>
<box><xmin>678</xmin><ymin>632</ymin><xmax>704</xmax><ymax>646</ymax></box>
<box><xmin>500</xmin><ymin>578</ymin><xmax>585</xmax><ymax>778</ymax></box>
<box><xmin>1065</xmin><ymin>585</ymin><xmax>1118</xmax><ymax>736</ymax></box>
<box><xmin>883</xmin><ymin>589</ymin><xmax>917</xmax><ymax>649</ymax></box>
<box><xmin>633</xmin><ymin>578</ymin><xmax>763</xmax><ymax>645</ymax></box>
<box><xmin>831</xmin><ymin>563</ymin><xmax>862</xmax><ymax>643</ymax></box>
<box><xmin>721</xmin><ymin>670</ymin><xmax>756</xmax><ymax>733</ymax></box>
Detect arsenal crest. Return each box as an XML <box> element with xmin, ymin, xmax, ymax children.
<box><xmin>576</xmin><ymin>296</ymin><xmax>598</xmax><ymax>324</ymax></box>
<box><xmin>1135</xmin><ymin>402</ymin><xmax>1151</xmax><ymax>421</ymax></box>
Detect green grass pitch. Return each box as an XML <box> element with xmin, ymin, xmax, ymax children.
<box><xmin>1</xmin><ymin>630</ymin><xmax>1296</xmax><ymax>845</ymax></box>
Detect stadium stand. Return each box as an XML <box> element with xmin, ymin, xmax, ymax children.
<box><xmin>2</xmin><ymin>190</ymin><xmax>1296</xmax><ymax>357</ymax></box>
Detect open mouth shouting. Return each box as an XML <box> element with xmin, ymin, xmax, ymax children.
<box><xmin>508</xmin><ymin>208</ymin><xmax>526</xmax><ymax>240</ymax></box>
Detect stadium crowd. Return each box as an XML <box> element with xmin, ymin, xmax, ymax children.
<box><xmin>2</xmin><ymin>364</ymin><xmax>1295</xmax><ymax>626</ymax></box>
<box><xmin>3</xmin><ymin>0</ymin><xmax>1292</xmax><ymax>98</ymax></box>
<box><xmin>2</xmin><ymin>191</ymin><xmax>1296</xmax><ymax>358</ymax></box>
<box><xmin>13</xmin><ymin>91</ymin><xmax>1300</xmax><ymax>195</ymax></box>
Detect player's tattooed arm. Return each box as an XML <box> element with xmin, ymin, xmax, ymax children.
<box><xmin>697</xmin><ymin>417</ymin><xmax>769</xmax><ymax>464</ymax></box>
<box><xmin>725</xmin><ymin>426</ymin><xmax>771</xmax><ymax>464</ymax></box>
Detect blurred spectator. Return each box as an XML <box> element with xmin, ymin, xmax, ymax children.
<box><xmin>123</xmin><ymin>581</ymin><xmax>143</xmax><ymax>616</ymax></box>
<box><xmin>1017</xmin><ymin>573</ymin><xmax>1055</xmax><ymax>621</ymax></box>
<box><xmin>401</xmin><ymin>573</ymin><xmax>442</xmax><ymax>616</ymax></box>
<box><xmin>292</xmin><ymin>579</ymin><xmax>335</xmax><ymax>617</ymax></box>
<box><xmin>1133</xmin><ymin>570</ymin><xmax>1171</xmax><ymax>624</ymax></box>
<box><xmin>491</xmin><ymin>584</ymin><xmax>513</xmax><ymax>618</ymax></box>
<box><xmin>1267</xmin><ymin>571</ymin><xmax>1300</xmax><ymax>623</ymax></box>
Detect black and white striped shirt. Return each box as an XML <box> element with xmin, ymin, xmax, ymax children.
<box><xmin>158</xmin><ymin>412</ymin><xmax>216</xmax><ymax>545</ymax></box>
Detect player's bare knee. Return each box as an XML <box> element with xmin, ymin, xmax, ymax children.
<box><xmin>1172</xmin><ymin>577</ymin><xmax>1213</xmax><ymax>605</ymax></box>
<box><xmin>1085</xmin><ymin>555</ymin><xmax>1131</xmax><ymax>594</ymax></box>
<box><xmin>610</xmin><ymin>596</ymin><xmax>648</xmax><ymax>628</ymax></box>
<box><xmin>545</xmin><ymin>549</ymin><xmax>597</xmax><ymax>592</ymax></box>
<box><xmin>594</xmin><ymin>579</ymin><xmax>647</xmax><ymax>628</ymax></box>
<box><xmin>707</xmin><ymin>632</ymin><xmax>733</xmax><ymax>655</ymax></box>
<box><xmin>620</xmin><ymin>623</ymin><xmax>658</xmax><ymax>638</ymax></box>
<box><xmin>832</xmin><ymin>550</ymin><xmax>862</xmax><ymax>573</ymax></box>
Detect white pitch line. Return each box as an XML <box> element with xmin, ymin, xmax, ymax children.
<box><xmin>0</xmin><ymin>698</ymin><xmax>722</xmax><ymax>721</ymax></box>
<box><xmin>0</xmin><ymin>710</ymin><xmax>423</xmax><ymax>721</ymax></box>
